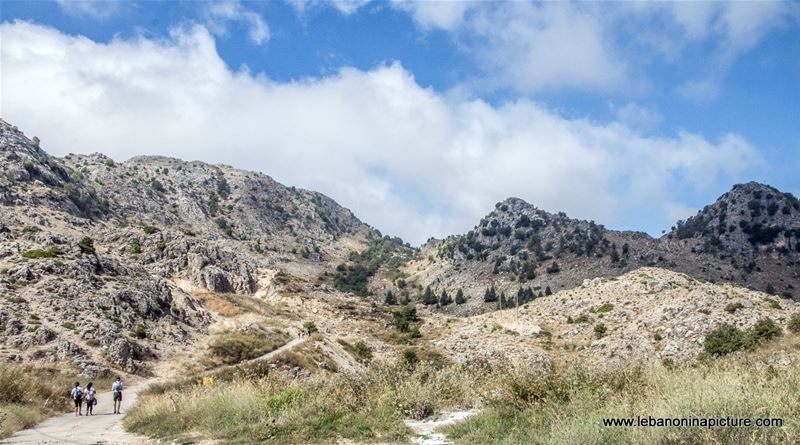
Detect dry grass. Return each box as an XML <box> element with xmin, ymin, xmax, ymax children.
<box><xmin>0</xmin><ymin>363</ymin><xmax>117</xmax><ymax>438</ymax></box>
<box><xmin>129</xmin><ymin>334</ymin><xmax>800</xmax><ymax>445</ymax></box>
<box><xmin>203</xmin><ymin>329</ymin><xmax>291</xmax><ymax>368</ymax></box>
<box><xmin>446</xmin><ymin>348</ymin><xmax>800</xmax><ymax>444</ymax></box>
<box><xmin>125</xmin><ymin>359</ymin><xmax>491</xmax><ymax>443</ymax></box>
<box><xmin>193</xmin><ymin>291</ymin><xmax>242</xmax><ymax>317</ymax></box>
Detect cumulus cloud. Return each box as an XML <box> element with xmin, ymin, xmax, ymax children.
<box><xmin>0</xmin><ymin>21</ymin><xmax>762</xmax><ymax>244</ymax></box>
<box><xmin>204</xmin><ymin>0</ymin><xmax>269</xmax><ymax>45</ymax></box>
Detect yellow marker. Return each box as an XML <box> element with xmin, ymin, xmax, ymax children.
<box><xmin>202</xmin><ymin>376</ymin><xmax>214</xmax><ymax>387</ymax></box>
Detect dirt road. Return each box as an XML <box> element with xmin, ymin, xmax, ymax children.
<box><xmin>1</xmin><ymin>382</ymin><xmax>153</xmax><ymax>445</ymax></box>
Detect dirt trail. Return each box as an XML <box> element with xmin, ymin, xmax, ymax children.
<box><xmin>2</xmin><ymin>336</ymin><xmax>303</xmax><ymax>444</ymax></box>
<box><xmin>1</xmin><ymin>382</ymin><xmax>153</xmax><ymax>445</ymax></box>
<box><xmin>406</xmin><ymin>409</ymin><xmax>480</xmax><ymax>445</ymax></box>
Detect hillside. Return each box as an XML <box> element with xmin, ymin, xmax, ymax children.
<box><xmin>400</xmin><ymin>185</ymin><xmax>800</xmax><ymax>315</ymax></box>
<box><xmin>0</xmin><ymin>119</ymin><xmax>380</xmax><ymax>377</ymax></box>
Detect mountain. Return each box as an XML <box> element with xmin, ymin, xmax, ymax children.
<box><xmin>2</xmin><ymin>116</ymin><xmax>799</xmax><ymax>382</ymax></box>
<box><xmin>400</xmin><ymin>185</ymin><xmax>800</xmax><ymax>314</ymax></box>
<box><xmin>0</xmin><ymin>119</ymin><xmax>378</xmax><ymax>376</ymax></box>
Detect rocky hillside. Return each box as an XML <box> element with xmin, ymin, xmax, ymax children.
<box><xmin>0</xmin><ymin>119</ymin><xmax>378</xmax><ymax>376</ymax></box>
<box><xmin>428</xmin><ymin>267</ymin><xmax>800</xmax><ymax>366</ymax></box>
<box><xmin>401</xmin><ymin>184</ymin><xmax>800</xmax><ymax>314</ymax></box>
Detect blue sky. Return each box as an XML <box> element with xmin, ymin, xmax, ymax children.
<box><xmin>1</xmin><ymin>1</ymin><xmax>798</xmax><ymax>244</ymax></box>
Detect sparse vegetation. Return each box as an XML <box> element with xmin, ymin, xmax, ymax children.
<box><xmin>593</xmin><ymin>323</ymin><xmax>607</xmax><ymax>339</ymax></box>
<box><xmin>21</xmin><ymin>246</ymin><xmax>60</xmax><ymax>259</ymax></box>
<box><xmin>789</xmin><ymin>313</ymin><xmax>800</xmax><ymax>334</ymax></box>
<box><xmin>725</xmin><ymin>302</ymin><xmax>744</xmax><ymax>313</ymax></box>
<box><xmin>206</xmin><ymin>331</ymin><xmax>290</xmax><ymax>367</ymax></box>
<box><xmin>0</xmin><ymin>363</ymin><xmax>115</xmax><ymax>438</ymax></box>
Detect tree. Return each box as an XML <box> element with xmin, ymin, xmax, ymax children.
<box><xmin>546</xmin><ymin>262</ymin><xmax>560</xmax><ymax>274</ymax></box>
<box><xmin>455</xmin><ymin>288</ymin><xmax>466</xmax><ymax>304</ymax></box>
<box><xmin>303</xmin><ymin>321</ymin><xmax>318</xmax><ymax>336</ymax></box>
<box><xmin>439</xmin><ymin>290</ymin><xmax>452</xmax><ymax>306</ymax></box>
<box><xmin>483</xmin><ymin>285</ymin><xmax>497</xmax><ymax>303</ymax></box>
<box><xmin>78</xmin><ymin>237</ymin><xmax>95</xmax><ymax>255</ymax></box>
<box><xmin>422</xmin><ymin>286</ymin><xmax>437</xmax><ymax>305</ymax></box>
<box><xmin>384</xmin><ymin>290</ymin><xmax>397</xmax><ymax>305</ymax></box>
<box><xmin>545</xmin><ymin>286</ymin><xmax>552</xmax><ymax>296</ymax></box>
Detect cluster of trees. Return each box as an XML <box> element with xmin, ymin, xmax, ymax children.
<box><xmin>333</xmin><ymin>236</ymin><xmax>413</xmax><ymax>296</ymax></box>
<box><xmin>416</xmin><ymin>286</ymin><xmax>466</xmax><ymax>306</ymax></box>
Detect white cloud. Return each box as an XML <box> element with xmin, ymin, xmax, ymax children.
<box><xmin>393</xmin><ymin>1</ymin><xmax>797</xmax><ymax>96</ymax></box>
<box><xmin>0</xmin><ymin>22</ymin><xmax>762</xmax><ymax>244</ymax></box>
<box><xmin>288</xmin><ymin>0</ymin><xmax>370</xmax><ymax>16</ymax></box>
<box><xmin>204</xmin><ymin>0</ymin><xmax>269</xmax><ymax>45</ymax></box>
<box><xmin>612</xmin><ymin>103</ymin><xmax>663</xmax><ymax>132</ymax></box>
<box><xmin>677</xmin><ymin>78</ymin><xmax>720</xmax><ymax>103</ymax></box>
<box><xmin>391</xmin><ymin>0</ymin><xmax>474</xmax><ymax>30</ymax></box>
<box><xmin>55</xmin><ymin>0</ymin><xmax>125</xmax><ymax>20</ymax></box>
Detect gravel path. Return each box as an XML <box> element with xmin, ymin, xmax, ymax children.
<box><xmin>0</xmin><ymin>383</ymin><xmax>153</xmax><ymax>445</ymax></box>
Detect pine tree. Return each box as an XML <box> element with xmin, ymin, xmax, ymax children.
<box><xmin>384</xmin><ymin>290</ymin><xmax>397</xmax><ymax>305</ymax></box>
<box><xmin>439</xmin><ymin>290</ymin><xmax>452</xmax><ymax>306</ymax></box>
<box><xmin>455</xmin><ymin>288</ymin><xmax>466</xmax><ymax>304</ymax></box>
<box><xmin>483</xmin><ymin>285</ymin><xmax>498</xmax><ymax>303</ymax></box>
<box><xmin>545</xmin><ymin>286</ymin><xmax>552</xmax><ymax>296</ymax></box>
<box><xmin>422</xmin><ymin>285</ymin><xmax>437</xmax><ymax>305</ymax></box>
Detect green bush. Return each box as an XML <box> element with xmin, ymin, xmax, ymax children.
<box><xmin>724</xmin><ymin>302</ymin><xmax>744</xmax><ymax>313</ymax></box>
<box><xmin>141</xmin><ymin>224</ymin><xmax>160</xmax><ymax>235</ymax></box>
<box><xmin>594</xmin><ymin>323</ymin><xmax>607</xmax><ymax>339</ymax></box>
<box><xmin>78</xmin><ymin>236</ymin><xmax>95</xmax><ymax>254</ymax></box>
<box><xmin>747</xmin><ymin>318</ymin><xmax>782</xmax><ymax>346</ymax></box>
<box><xmin>789</xmin><ymin>313</ymin><xmax>800</xmax><ymax>334</ymax></box>
<box><xmin>596</xmin><ymin>303</ymin><xmax>614</xmax><ymax>313</ymax></box>
<box><xmin>21</xmin><ymin>247</ymin><xmax>60</xmax><ymax>259</ymax></box>
<box><xmin>704</xmin><ymin>324</ymin><xmax>746</xmax><ymax>356</ymax></box>
<box><xmin>303</xmin><ymin>322</ymin><xmax>318</xmax><ymax>336</ymax></box>
<box><xmin>134</xmin><ymin>324</ymin><xmax>147</xmax><ymax>339</ymax></box>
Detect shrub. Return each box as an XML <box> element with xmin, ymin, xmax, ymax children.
<box><xmin>789</xmin><ymin>313</ymin><xmax>800</xmax><ymax>334</ymax></box>
<box><xmin>303</xmin><ymin>322</ymin><xmax>318</xmax><ymax>336</ymax></box>
<box><xmin>129</xmin><ymin>242</ymin><xmax>141</xmax><ymax>254</ymax></box>
<box><xmin>596</xmin><ymin>303</ymin><xmax>614</xmax><ymax>313</ymax></box>
<box><xmin>78</xmin><ymin>236</ymin><xmax>95</xmax><ymax>254</ymax></box>
<box><xmin>766</xmin><ymin>298</ymin><xmax>782</xmax><ymax>310</ymax></box>
<box><xmin>724</xmin><ymin>302</ymin><xmax>744</xmax><ymax>313</ymax></box>
<box><xmin>546</xmin><ymin>262</ymin><xmax>560</xmax><ymax>274</ymax></box>
<box><xmin>21</xmin><ymin>246</ymin><xmax>60</xmax><ymax>259</ymax></box>
<box><xmin>141</xmin><ymin>224</ymin><xmax>159</xmax><ymax>235</ymax></box>
<box><xmin>704</xmin><ymin>324</ymin><xmax>746</xmax><ymax>356</ymax></box>
<box><xmin>455</xmin><ymin>289</ymin><xmax>466</xmax><ymax>304</ymax></box>
<box><xmin>134</xmin><ymin>324</ymin><xmax>147</xmax><ymax>339</ymax></box>
<box><xmin>215</xmin><ymin>217</ymin><xmax>233</xmax><ymax>237</ymax></box>
<box><xmin>594</xmin><ymin>323</ymin><xmax>607</xmax><ymax>339</ymax></box>
<box><xmin>207</xmin><ymin>331</ymin><xmax>289</xmax><ymax>366</ymax></box>
<box><xmin>747</xmin><ymin>318</ymin><xmax>782</xmax><ymax>346</ymax></box>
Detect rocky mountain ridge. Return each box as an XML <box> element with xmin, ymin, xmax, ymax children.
<box><xmin>2</xmin><ymin>117</ymin><xmax>799</xmax><ymax>380</ymax></box>
<box><xmin>400</xmin><ymin>183</ymin><xmax>800</xmax><ymax>314</ymax></box>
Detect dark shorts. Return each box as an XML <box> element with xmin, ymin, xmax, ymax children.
<box><xmin>74</xmin><ymin>398</ymin><xmax>82</xmax><ymax>407</ymax></box>
<box><xmin>113</xmin><ymin>391</ymin><xmax>122</xmax><ymax>401</ymax></box>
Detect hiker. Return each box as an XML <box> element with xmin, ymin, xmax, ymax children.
<box><xmin>70</xmin><ymin>382</ymin><xmax>84</xmax><ymax>416</ymax></box>
<box><xmin>112</xmin><ymin>376</ymin><xmax>124</xmax><ymax>414</ymax></box>
<box><xmin>84</xmin><ymin>382</ymin><xmax>96</xmax><ymax>416</ymax></box>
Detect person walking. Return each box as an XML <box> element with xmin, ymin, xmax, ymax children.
<box><xmin>112</xmin><ymin>377</ymin><xmax>124</xmax><ymax>414</ymax></box>
<box><xmin>83</xmin><ymin>382</ymin><xmax>96</xmax><ymax>416</ymax></box>
<box><xmin>70</xmin><ymin>382</ymin><xmax>84</xmax><ymax>416</ymax></box>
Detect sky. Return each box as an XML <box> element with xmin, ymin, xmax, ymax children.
<box><xmin>1</xmin><ymin>1</ymin><xmax>799</xmax><ymax>245</ymax></box>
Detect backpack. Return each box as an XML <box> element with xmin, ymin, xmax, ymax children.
<box><xmin>84</xmin><ymin>389</ymin><xmax>95</xmax><ymax>402</ymax></box>
<box><xmin>71</xmin><ymin>387</ymin><xmax>82</xmax><ymax>400</ymax></box>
